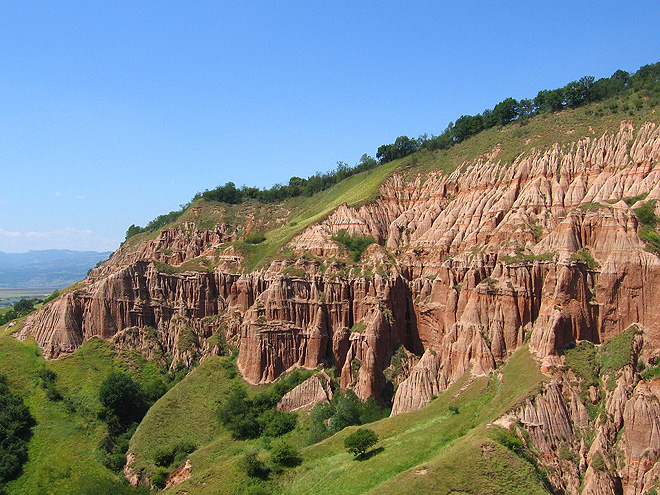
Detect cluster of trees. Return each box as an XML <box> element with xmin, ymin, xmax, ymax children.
<box><xmin>124</xmin><ymin>205</ymin><xmax>191</xmax><ymax>241</ymax></box>
<box><xmin>418</xmin><ymin>63</ymin><xmax>660</xmax><ymax>153</ymax></box>
<box><xmin>217</xmin><ymin>386</ymin><xmax>297</xmax><ymax>440</ymax></box>
<box><xmin>307</xmin><ymin>389</ymin><xmax>388</xmax><ymax>444</ymax></box>
<box><xmin>216</xmin><ymin>367</ymin><xmax>312</xmax><ymax>440</ymax></box>
<box><xmin>196</xmin><ymin>153</ymin><xmax>379</xmax><ymax>205</ymax></box>
<box><xmin>98</xmin><ymin>370</ymin><xmax>168</xmax><ymax>472</ymax></box>
<box><xmin>0</xmin><ymin>374</ymin><xmax>34</xmax><ymax>489</ymax></box>
<box><xmin>124</xmin><ymin>156</ymin><xmax>380</xmax><ymax>241</ymax></box>
<box><xmin>376</xmin><ymin>135</ymin><xmax>423</xmax><ymax>164</ymax></box>
<box><xmin>0</xmin><ymin>299</ymin><xmax>40</xmax><ymax>326</ymax></box>
<box><xmin>239</xmin><ymin>442</ymin><xmax>302</xmax><ymax>481</ymax></box>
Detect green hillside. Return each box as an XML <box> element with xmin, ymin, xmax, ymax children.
<box><xmin>0</xmin><ymin>325</ymin><xmax>148</xmax><ymax>495</ymax></box>
<box><xmin>125</xmin><ymin>347</ymin><xmax>546</xmax><ymax>495</ymax></box>
<box><xmin>279</xmin><ymin>347</ymin><xmax>547</xmax><ymax>495</ymax></box>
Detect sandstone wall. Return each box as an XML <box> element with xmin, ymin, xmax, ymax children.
<box><xmin>17</xmin><ymin>121</ymin><xmax>660</xmax><ymax>410</ymax></box>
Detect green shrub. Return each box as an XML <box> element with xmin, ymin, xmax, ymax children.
<box><xmin>0</xmin><ymin>375</ymin><xmax>34</xmax><ymax>485</ymax></box>
<box><xmin>591</xmin><ymin>452</ymin><xmax>605</xmax><ymax>471</ymax></box>
<box><xmin>101</xmin><ymin>423</ymin><xmax>137</xmax><ymax>472</ymax></box>
<box><xmin>153</xmin><ymin>449</ymin><xmax>174</xmax><ymax>468</ymax></box>
<box><xmin>624</xmin><ymin>193</ymin><xmax>649</xmax><ymax>206</ymax></box>
<box><xmin>258</xmin><ymin>409</ymin><xmax>296</xmax><ymax>437</ymax></box>
<box><xmin>153</xmin><ymin>440</ymin><xmax>196</xmax><ymax>469</ymax></box>
<box><xmin>634</xmin><ymin>200</ymin><xmax>658</xmax><ymax>226</ymax></box>
<box><xmin>217</xmin><ymin>387</ymin><xmax>261</xmax><ymax>439</ymax></box>
<box><xmin>99</xmin><ymin>371</ymin><xmax>147</xmax><ymax>426</ymax></box>
<box><xmin>217</xmin><ymin>384</ymin><xmax>298</xmax><ymax>440</ymax></box>
<box><xmin>492</xmin><ymin>427</ymin><xmax>525</xmax><ymax>457</ymax></box>
<box><xmin>245</xmin><ymin>233</ymin><xmax>267</xmax><ymax>244</ymax></box>
<box><xmin>37</xmin><ymin>367</ymin><xmax>63</xmax><ymax>401</ymax></box>
<box><xmin>103</xmin><ymin>451</ymin><xmax>128</xmax><ymax>473</ymax></box>
<box><xmin>501</xmin><ymin>246</ymin><xmax>554</xmax><ymax>264</ymax></box>
<box><xmin>559</xmin><ymin>444</ymin><xmax>579</xmax><ymax>463</ymax></box>
<box><xmin>308</xmin><ymin>389</ymin><xmax>388</xmax><ymax>443</ymax></box>
<box><xmin>564</xmin><ymin>341</ymin><xmax>599</xmax><ymax>387</ymax></box>
<box><xmin>239</xmin><ymin>452</ymin><xmax>270</xmax><ymax>479</ymax></box>
<box><xmin>639</xmin><ymin>224</ymin><xmax>660</xmax><ymax>255</ymax></box>
<box><xmin>281</xmin><ymin>266</ymin><xmax>307</xmax><ymax>278</ymax></box>
<box><xmin>141</xmin><ymin>377</ymin><xmax>168</xmax><ymax>404</ymax></box>
<box><xmin>332</xmin><ymin>229</ymin><xmax>376</xmax><ymax>262</ymax></box>
<box><xmin>601</xmin><ymin>326</ymin><xmax>637</xmax><ymax>373</ymax></box>
<box><xmin>221</xmin><ymin>358</ymin><xmax>238</xmax><ymax>379</ymax></box>
<box><xmin>570</xmin><ymin>248</ymin><xmax>598</xmax><ymax>269</ymax></box>
<box><xmin>307</xmin><ymin>402</ymin><xmax>335</xmax><ymax>444</ymax></box>
<box><xmin>329</xmin><ymin>391</ymin><xmax>362</xmax><ymax>432</ymax></box>
<box><xmin>152</xmin><ymin>468</ymin><xmax>169</xmax><ymax>489</ymax></box>
<box><xmin>344</xmin><ymin>428</ymin><xmax>378</xmax><ymax>458</ymax></box>
<box><xmin>269</xmin><ymin>442</ymin><xmax>302</xmax><ymax>468</ymax></box>
<box><xmin>43</xmin><ymin>289</ymin><xmax>60</xmax><ymax>304</ymax></box>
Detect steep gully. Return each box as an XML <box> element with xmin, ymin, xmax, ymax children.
<box><xmin>17</xmin><ymin>121</ymin><xmax>660</xmax><ymax>494</ymax></box>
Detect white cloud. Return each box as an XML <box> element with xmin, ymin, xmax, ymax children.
<box><xmin>54</xmin><ymin>191</ymin><xmax>61</xmax><ymax>197</ymax></box>
<box><xmin>0</xmin><ymin>227</ymin><xmax>120</xmax><ymax>253</ymax></box>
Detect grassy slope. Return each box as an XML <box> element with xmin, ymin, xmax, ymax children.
<box><xmin>117</xmin><ymin>158</ymin><xmax>400</xmax><ymax>272</ymax></box>
<box><xmin>279</xmin><ymin>347</ymin><xmax>547</xmax><ymax>495</ymax></box>
<box><xmin>132</xmin><ymin>357</ymin><xmax>305</xmax><ymax>494</ymax></box>
<box><xmin>129</xmin><ymin>347</ymin><xmax>547</xmax><ymax>495</ymax></box>
<box><xmin>394</xmin><ymin>91</ymin><xmax>660</xmax><ymax>181</ymax></box>
<box><xmin>233</xmin><ymin>159</ymin><xmax>401</xmax><ymax>270</ymax></box>
<box><xmin>129</xmin><ymin>356</ymin><xmax>233</xmax><ymax>480</ymax></box>
<box><xmin>0</xmin><ymin>323</ymin><xmax>145</xmax><ymax>495</ymax></box>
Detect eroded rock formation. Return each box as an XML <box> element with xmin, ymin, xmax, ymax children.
<box><xmin>277</xmin><ymin>370</ymin><xmax>333</xmax><ymax>412</ymax></box>
<box><xmin>17</xmin><ymin>121</ymin><xmax>660</xmax><ymax>492</ymax></box>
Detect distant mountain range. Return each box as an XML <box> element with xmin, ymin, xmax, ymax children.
<box><xmin>0</xmin><ymin>250</ymin><xmax>112</xmax><ymax>288</ymax></box>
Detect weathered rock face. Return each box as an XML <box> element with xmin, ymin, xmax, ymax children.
<box><xmin>620</xmin><ymin>380</ymin><xmax>660</xmax><ymax>495</ymax></box>
<box><xmin>494</xmin><ymin>329</ymin><xmax>660</xmax><ymax>495</ymax></box>
<box><xmin>95</xmin><ymin>223</ymin><xmax>238</xmax><ymax>276</ymax></box>
<box><xmin>390</xmin><ymin>349</ymin><xmax>444</xmax><ymax>415</ymax></box>
<box><xmin>17</xmin><ymin>121</ymin><xmax>660</xmax><ymax>488</ymax></box>
<box><xmin>234</xmin><ymin>269</ymin><xmax>413</xmax><ymax>404</ymax></box>
<box><xmin>20</xmin><ymin>122</ymin><xmax>660</xmax><ymax>374</ymax></box>
<box><xmin>19</xmin><ymin>122</ymin><xmax>660</xmax><ymax>376</ymax></box>
<box><xmin>277</xmin><ymin>370</ymin><xmax>333</xmax><ymax>412</ymax></box>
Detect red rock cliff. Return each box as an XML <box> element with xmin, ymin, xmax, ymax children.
<box><xmin>17</xmin><ymin>121</ymin><xmax>660</xmax><ymax>420</ymax></box>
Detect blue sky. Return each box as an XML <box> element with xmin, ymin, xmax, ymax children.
<box><xmin>1</xmin><ymin>1</ymin><xmax>659</xmax><ymax>252</ymax></box>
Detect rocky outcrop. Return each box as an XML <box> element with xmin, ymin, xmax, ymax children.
<box><xmin>277</xmin><ymin>371</ymin><xmax>333</xmax><ymax>412</ymax></box>
<box><xmin>235</xmin><ymin>271</ymin><xmax>411</xmax><ymax>402</ymax></box>
<box><xmin>164</xmin><ymin>459</ymin><xmax>192</xmax><ymax>489</ymax></box>
<box><xmin>390</xmin><ymin>349</ymin><xmax>444</xmax><ymax>415</ymax></box>
<box><xmin>18</xmin><ymin>122</ymin><xmax>660</xmax><ymax>414</ymax></box>
<box><xmin>620</xmin><ymin>380</ymin><xmax>660</xmax><ymax>495</ymax></box>
<box><xmin>496</xmin><ymin>329</ymin><xmax>660</xmax><ymax>495</ymax></box>
<box><xmin>94</xmin><ymin>223</ymin><xmax>238</xmax><ymax>277</ymax></box>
